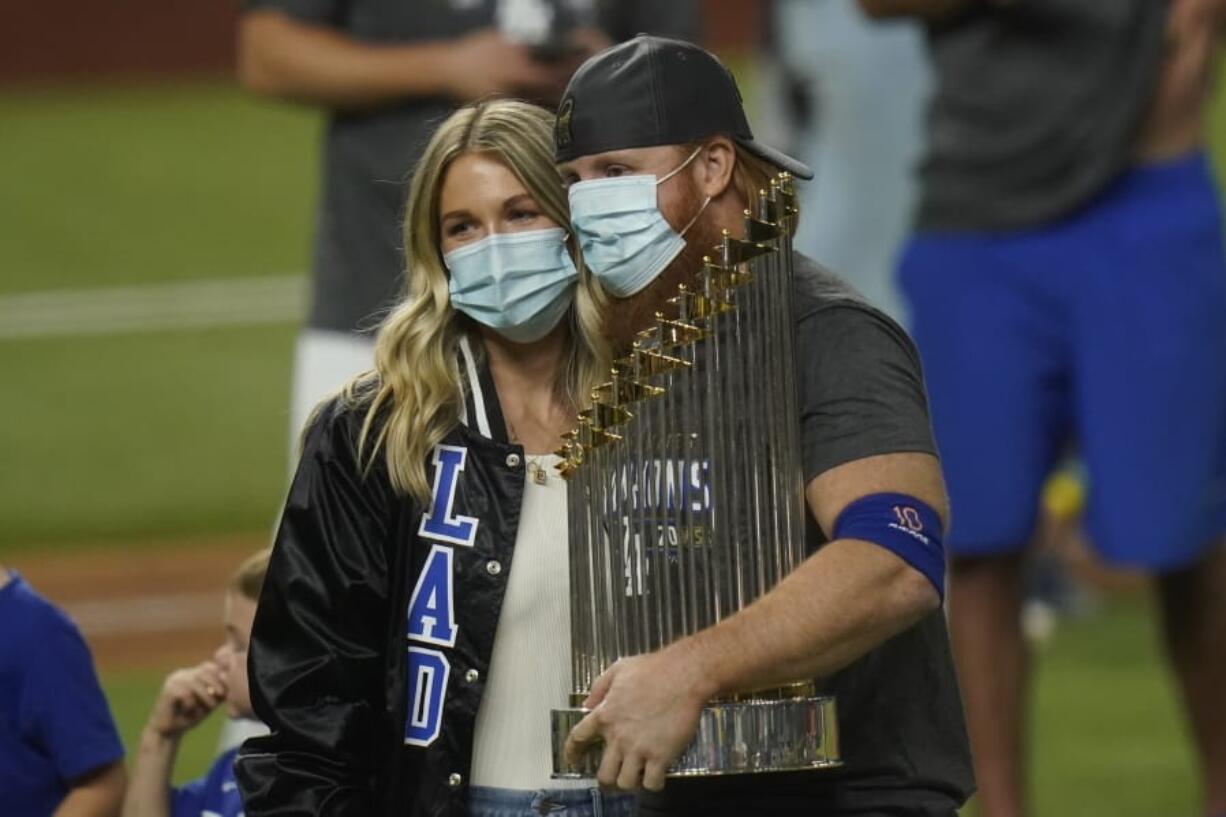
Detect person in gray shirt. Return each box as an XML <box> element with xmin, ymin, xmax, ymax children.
<box><xmin>236</xmin><ymin>0</ymin><xmax>698</xmax><ymax>441</ymax></box>
<box><xmin>557</xmin><ymin>36</ymin><xmax>974</xmax><ymax>817</ymax></box>
<box><xmin>862</xmin><ymin>2</ymin><xmax>1226</xmax><ymax>816</ymax></box>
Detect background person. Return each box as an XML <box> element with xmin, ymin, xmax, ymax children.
<box><xmin>861</xmin><ymin>1</ymin><xmax>1226</xmax><ymax>815</ymax></box>
<box><xmin>235</xmin><ymin>0</ymin><xmax>698</xmax><ymax>446</ymax></box>
<box><xmin>122</xmin><ymin>549</ymin><xmax>270</xmax><ymax>817</ymax></box>
<box><xmin>0</xmin><ymin>565</ymin><xmax>127</xmax><ymax>817</ymax></box>
<box><xmin>236</xmin><ymin>100</ymin><xmax>625</xmax><ymax>817</ymax></box>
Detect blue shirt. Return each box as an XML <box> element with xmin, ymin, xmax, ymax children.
<box><xmin>0</xmin><ymin>573</ymin><xmax>125</xmax><ymax>817</ymax></box>
<box><xmin>171</xmin><ymin>748</ymin><xmax>244</xmax><ymax>817</ymax></box>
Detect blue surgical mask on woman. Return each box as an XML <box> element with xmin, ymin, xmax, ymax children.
<box><xmin>444</xmin><ymin>227</ymin><xmax>578</xmax><ymax>344</ymax></box>
<box><xmin>567</xmin><ymin>146</ymin><xmax>712</xmax><ymax>297</ymax></box>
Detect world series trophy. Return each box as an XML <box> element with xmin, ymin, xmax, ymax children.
<box><xmin>551</xmin><ymin>174</ymin><xmax>841</xmax><ymax>778</ymax></box>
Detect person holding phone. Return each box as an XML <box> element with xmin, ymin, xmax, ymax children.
<box><xmin>236</xmin><ymin>0</ymin><xmax>698</xmax><ymax>449</ymax></box>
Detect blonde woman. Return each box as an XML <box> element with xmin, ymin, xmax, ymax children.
<box><xmin>235</xmin><ymin>100</ymin><xmax>630</xmax><ymax>817</ymax></box>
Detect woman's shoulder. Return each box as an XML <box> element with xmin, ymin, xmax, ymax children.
<box><xmin>299</xmin><ymin>376</ymin><xmax>388</xmax><ymax>468</ymax></box>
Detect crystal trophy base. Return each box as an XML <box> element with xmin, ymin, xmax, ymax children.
<box><xmin>551</xmin><ymin>693</ymin><xmax>840</xmax><ymax>778</ymax></box>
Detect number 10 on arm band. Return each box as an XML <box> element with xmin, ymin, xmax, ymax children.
<box><xmin>832</xmin><ymin>493</ymin><xmax>946</xmax><ymax>599</ymax></box>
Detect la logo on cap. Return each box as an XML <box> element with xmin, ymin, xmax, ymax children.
<box><xmin>555</xmin><ymin>97</ymin><xmax>574</xmax><ymax>149</ymax></box>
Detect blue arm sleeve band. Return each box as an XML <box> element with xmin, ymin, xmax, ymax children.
<box><xmin>832</xmin><ymin>492</ymin><xmax>946</xmax><ymax>600</ymax></box>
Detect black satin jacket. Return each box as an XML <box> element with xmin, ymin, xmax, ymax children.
<box><xmin>236</xmin><ymin>338</ymin><xmax>530</xmax><ymax>817</ymax></box>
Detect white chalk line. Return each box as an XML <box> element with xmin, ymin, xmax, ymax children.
<box><xmin>65</xmin><ymin>592</ymin><xmax>224</xmax><ymax>637</ymax></box>
<box><xmin>0</xmin><ymin>275</ymin><xmax>305</xmax><ymax>340</ymax></box>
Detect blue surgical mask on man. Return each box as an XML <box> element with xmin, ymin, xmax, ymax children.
<box><xmin>568</xmin><ymin>146</ymin><xmax>712</xmax><ymax>297</ymax></box>
<box><xmin>444</xmin><ymin>227</ymin><xmax>578</xmax><ymax>344</ymax></box>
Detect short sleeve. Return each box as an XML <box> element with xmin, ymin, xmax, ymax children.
<box><xmin>797</xmin><ymin>304</ymin><xmax>938</xmax><ymax>483</ymax></box>
<box><xmin>22</xmin><ymin>615</ymin><xmax>124</xmax><ymax>782</ymax></box>
<box><xmin>171</xmin><ymin>748</ymin><xmax>241</xmax><ymax>817</ymax></box>
<box><xmin>170</xmin><ymin>778</ymin><xmax>208</xmax><ymax>817</ymax></box>
<box><xmin>243</xmin><ymin>0</ymin><xmax>346</xmax><ymax>26</ymax></box>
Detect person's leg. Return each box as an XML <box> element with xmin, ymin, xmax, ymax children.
<box><xmin>947</xmin><ymin>553</ymin><xmax>1029</xmax><ymax>817</ymax></box>
<box><xmin>465</xmin><ymin>785</ymin><xmax>533</xmax><ymax>817</ymax></box>
<box><xmin>775</xmin><ymin>0</ymin><xmax>931</xmax><ymax>322</ymax></box>
<box><xmin>591</xmin><ymin>786</ymin><xmax>639</xmax><ymax>817</ymax></box>
<box><xmin>288</xmin><ymin>327</ymin><xmax>376</xmax><ymax>460</ymax></box>
<box><xmin>1070</xmin><ymin>152</ymin><xmax>1226</xmax><ymax>816</ymax></box>
<box><xmin>899</xmin><ymin>233</ymin><xmax>1069</xmax><ymax>817</ymax></box>
<box><xmin>1157</xmin><ymin>543</ymin><xmax>1226</xmax><ymax>814</ymax></box>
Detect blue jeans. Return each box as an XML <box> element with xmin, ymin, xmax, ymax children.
<box><xmin>467</xmin><ymin>786</ymin><xmax>638</xmax><ymax>817</ymax></box>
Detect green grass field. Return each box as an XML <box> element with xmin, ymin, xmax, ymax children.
<box><xmin>5</xmin><ymin>77</ymin><xmax>1226</xmax><ymax>813</ymax></box>
<box><xmin>0</xmin><ymin>85</ymin><xmax>318</xmax><ymax>293</ymax></box>
<box><xmin>0</xmin><ymin>85</ymin><xmax>318</xmax><ymax>549</ymax></box>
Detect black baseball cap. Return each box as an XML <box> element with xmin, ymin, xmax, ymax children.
<box><xmin>554</xmin><ymin>35</ymin><xmax>813</xmax><ymax>180</ymax></box>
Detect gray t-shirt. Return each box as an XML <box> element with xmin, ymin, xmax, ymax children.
<box><xmin>917</xmin><ymin>0</ymin><xmax>1167</xmax><ymax>231</ymax></box>
<box><xmin>640</xmin><ymin>253</ymin><xmax>974</xmax><ymax>816</ymax></box>
<box><xmin>244</xmin><ymin>0</ymin><xmax>698</xmax><ymax>334</ymax></box>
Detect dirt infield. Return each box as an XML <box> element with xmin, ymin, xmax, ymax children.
<box><xmin>9</xmin><ymin>519</ymin><xmax>1144</xmax><ymax>675</ymax></box>
<box><xmin>11</xmin><ymin>534</ymin><xmax>268</xmax><ymax>671</ymax></box>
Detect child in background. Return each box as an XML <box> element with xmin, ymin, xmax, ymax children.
<box><xmin>122</xmin><ymin>550</ymin><xmax>269</xmax><ymax>817</ymax></box>
<box><xmin>0</xmin><ymin>565</ymin><xmax>127</xmax><ymax>817</ymax></box>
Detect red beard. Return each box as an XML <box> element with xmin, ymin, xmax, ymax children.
<box><xmin>602</xmin><ymin>183</ymin><xmax>723</xmax><ymax>354</ymax></box>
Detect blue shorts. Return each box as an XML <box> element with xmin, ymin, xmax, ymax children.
<box><xmin>899</xmin><ymin>151</ymin><xmax>1226</xmax><ymax>569</ymax></box>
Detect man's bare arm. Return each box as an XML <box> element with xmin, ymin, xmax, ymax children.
<box><xmin>1137</xmin><ymin>0</ymin><xmax>1225</xmax><ymax>158</ymax></box>
<box><xmin>53</xmin><ymin>762</ymin><xmax>127</xmax><ymax>817</ymax></box>
<box><xmin>237</xmin><ymin>11</ymin><xmax>566</xmax><ymax>111</ymax></box>
<box><xmin>681</xmin><ymin>451</ymin><xmax>943</xmax><ymax>695</ymax></box>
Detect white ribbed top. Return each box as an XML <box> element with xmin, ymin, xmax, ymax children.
<box><xmin>469</xmin><ymin>454</ymin><xmax>586</xmax><ymax>789</ymax></box>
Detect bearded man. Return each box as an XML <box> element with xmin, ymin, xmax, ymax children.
<box><xmin>555</xmin><ymin>35</ymin><xmax>975</xmax><ymax>817</ymax></box>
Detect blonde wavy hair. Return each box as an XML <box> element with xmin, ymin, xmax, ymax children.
<box><xmin>346</xmin><ymin>100</ymin><xmax>610</xmax><ymax>503</ymax></box>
